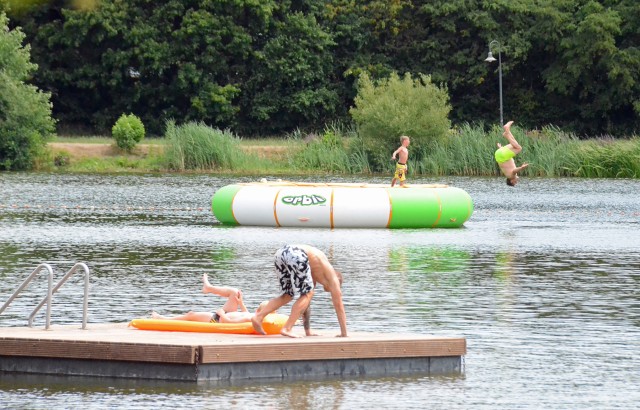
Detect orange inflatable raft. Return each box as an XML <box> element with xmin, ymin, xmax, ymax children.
<box><xmin>129</xmin><ymin>313</ymin><xmax>289</xmax><ymax>335</ymax></box>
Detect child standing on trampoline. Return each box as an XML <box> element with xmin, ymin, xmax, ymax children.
<box><xmin>391</xmin><ymin>135</ymin><xmax>411</xmax><ymax>187</ymax></box>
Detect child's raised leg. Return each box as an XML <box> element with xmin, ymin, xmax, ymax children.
<box><xmin>202</xmin><ymin>273</ymin><xmax>242</xmax><ymax>311</ymax></box>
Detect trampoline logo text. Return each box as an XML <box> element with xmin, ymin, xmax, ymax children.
<box><xmin>281</xmin><ymin>194</ymin><xmax>327</xmax><ymax>206</ymax></box>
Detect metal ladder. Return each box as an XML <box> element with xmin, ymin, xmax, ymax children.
<box><xmin>0</xmin><ymin>263</ymin><xmax>90</xmax><ymax>330</ymax></box>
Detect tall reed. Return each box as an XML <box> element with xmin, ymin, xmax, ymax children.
<box><xmin>417</xmin><ymin>123</ymin><xmax>498</xmax><ymax>176</ymax></box>
<box><xmin>289</xmin><ymin>122</ymin><xmax>370</xmax><ymax>173</ymax></box>
<box><xmin>568</xmin><ymin>138</ymin><xmax>640</xmax><ymax>178</ymax></box>
<box><xmin>159</xmin><ymin>120</ymin><xmax>638</xmax><ymax>178</ymax></box>
<box><xmin>413</xmin><ymin>123</ymin><xmax>639</xmax><ymax>178</ymax></box>
<box><xmin>163</xmin><ymin>121</ymin><xmax>252</xmax><ymax>171</ymax></box>
<box><xmin>292</xmin><ymin>142</ymin><xmax>352</xmax><ymax>173</ymax></box>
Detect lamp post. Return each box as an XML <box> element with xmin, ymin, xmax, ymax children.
<box><xmin>485</xmin><ymin>40</ymin><xmax>503</xmax><ymax>126</ymax></box>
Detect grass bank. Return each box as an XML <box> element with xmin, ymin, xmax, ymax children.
<box><xmin>44</xmin><ymin>123</ymin><xmax>640</xmax><ymax>178</ymax></box>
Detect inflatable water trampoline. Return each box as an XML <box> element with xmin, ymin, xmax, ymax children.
<box><xmin>211</xmin><ymin>180</ymin><xmax>473</xmax><ymax>229</ymax></box>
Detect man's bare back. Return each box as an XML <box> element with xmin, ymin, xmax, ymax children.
<box><xmin>289</xmin><ymin>245</ymin><xmax>346</xmax><ymax>337</ymax></box>
<box><xmin>298</xmin><ymin>245</ymin><xmax>340</xmax><ymax>289</ymax></box>
<box><xmin>251</xmin><ymin>244</ymin><xmax>347</xmax><ymax>338</ymax></box>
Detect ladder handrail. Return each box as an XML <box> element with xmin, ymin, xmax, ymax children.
<box><xmin>29</xmin><ymin>262</ymin><xmax>90</xmax><ymax>329</ymax></box>
<box><xmin>0</xmin><ymin>264</ymin><xmax>54</xmax><ymax>329</ymax></box>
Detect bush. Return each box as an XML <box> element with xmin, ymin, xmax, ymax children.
<box><xmin>349</xmin><ymin>72</ymin><xmax>451</xmax><ymax>172</ymax></box>
<box><xmin>0</xmin><ymin>12</ymin><xmax>55</xmax><ymax>171</ymax></box>
<box><xmin>112</xmin><ymin>114</ymin><xmax>145</xmax><ymax>152</ymax></box>
<box><xmin>53</xmin><ymin>151</ymin><xmax>70</xmax><ymax>167</ymax></box>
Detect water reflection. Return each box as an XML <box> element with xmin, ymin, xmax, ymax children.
<box><xmin>493</xmin><ymin>250</ymin><xmax>516</xmax><ymax>280</ymax></box>
<box><xmin>0</xmin><ymin>372</ymin><xmax>466</xmax><ymax>409</ymax></box>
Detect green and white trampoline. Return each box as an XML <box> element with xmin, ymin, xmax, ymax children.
<box><xmin>212</xmin><ymin>180</ymin><xmax>473</xmax><ymax>229</ymax></box>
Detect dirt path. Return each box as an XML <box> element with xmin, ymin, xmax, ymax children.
<box><xmin>48</xmin><ymin>142</ymin><xmax>288</xmax><ymax>160</ymax></box>
<box><xmin>48</xmin><ymin>142</ymin><xmax>159</xmax><ymax>158</ymax></box>
<box><xmin>239</xmin><ymin>145</ymin><xmax>288</xmax><ymax>159</ymax></box>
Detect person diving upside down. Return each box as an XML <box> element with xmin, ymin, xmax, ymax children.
<box><xmin>495</xmin><ymin>120</ymin><xmax>529</xmax><ymax>186</ymax></box>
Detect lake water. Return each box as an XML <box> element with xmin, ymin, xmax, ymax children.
<box><xmin>1</xmin><ymin>173</ymin><xmax>639</xmax><ymax>409</ymax></box>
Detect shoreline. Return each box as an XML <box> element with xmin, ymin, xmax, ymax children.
<box><xmin>44</xmin><ymin>138</ymin><xmax>640</xmax><ymax>178</ymax></box>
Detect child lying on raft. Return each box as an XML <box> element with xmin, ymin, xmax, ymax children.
<box><xmin>151</xmin><ymin>274</ymin><xmax>273</xmax><ymax>324</ymax></box>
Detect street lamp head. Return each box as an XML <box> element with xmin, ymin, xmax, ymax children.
<box><xmin>485</xmin><ymin>51</ymin><xmax>497</xmax><ymax>63</ymax></box>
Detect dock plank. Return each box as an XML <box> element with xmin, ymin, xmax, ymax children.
<box><xmin>200</xmin><ymin>337</ymin><xmax>466</xmax><ymax>363</ymax></box>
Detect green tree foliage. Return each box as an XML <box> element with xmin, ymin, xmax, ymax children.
<box><xmin>112</xmin><ymin>113</ymin><xmax>145</xmax><ymax>152</ymax></box>
<box><xmin>8</xmin><ymin>0</ymin><xmax>276</xmax><ymax>133</ymax></box>
<box><xmin>6</xmin><ymin>0</ymin><xmax>640</xmax><ymax>136</ymax></box>
<box><xmin>324</xmin><ymin>0</ymin><xmax>495</xmax><ymax>124</ymax></box>
<box><xmin>8</xmin><ymin>0</ymin><xmax>338</xmax><ymax>135</ymax></box>
<box><xmin>242</xmin><ymin>10</ymin><xmax>339</xmax><ymax>134</ymax></box>
<box><xmin>320</xmin><ymin>0</ymin><xmax>403</xmax><ymax>122</ymax></box>
<box><xmin>0</xmin><ymin>12</ymin><xmax>54</xmax><ymax>170</ymax></box>
<box><xmin>4</xmin><ymin>0</ymin><xmax>98</xmax><ymax>15</ymax></box>
<box><xmin>327</xmin><ymin>0</ymin><xmax>640</xmax><ymax>135</ymax></box>
<box><xmin>350</xmin><ymin>72</ymin><xmax>451</xmax><ymax>170</ymax></box>
<box><xmin>540</xmin><ymin>1</ymin><xmax>640</xmax><ymax>134</ymax></box>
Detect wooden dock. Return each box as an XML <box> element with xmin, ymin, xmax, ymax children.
<box><xmin>0</xmin><ymin>324</ymin><xmax>466</xmax><ymax>383</ymax></box>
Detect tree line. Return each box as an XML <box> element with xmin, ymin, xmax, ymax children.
<box><xmin>3</xmin><ymin>0</ymin><xmax>639</xmax><ymax>137</ymax></box>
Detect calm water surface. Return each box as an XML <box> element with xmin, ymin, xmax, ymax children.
<box><xmin>1</xmin><ymin>173</ymin><xmax>639</xmax><ymax>409</ymax></box>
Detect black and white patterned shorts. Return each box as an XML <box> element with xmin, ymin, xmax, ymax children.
<box><xmin>274</xmin><ymin>245</ymin><xmax>314</xmax><ymax>297</ymax></box>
